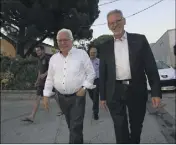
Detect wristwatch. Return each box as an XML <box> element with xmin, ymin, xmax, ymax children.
<box><xmin>82</xmin><ymin>86</ymin><xmax>86</xmax><ymax>90</ymax></box>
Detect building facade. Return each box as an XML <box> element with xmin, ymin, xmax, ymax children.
<box><xmin>151</xmin><ymin>29</ymin><xmax>176</xmax><ymax>68</ymax></box>
<box><xmin>0</xmin><ymin>39</ymin><xmax>16</xmax><ymax>57</ymax></box>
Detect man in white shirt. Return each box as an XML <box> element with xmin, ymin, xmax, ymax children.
<box><xmin>43</xmin><ymin>28</ymin><xmax>96</xmax><ymax>144</ymax></box>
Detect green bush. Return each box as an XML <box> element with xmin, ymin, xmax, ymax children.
<box><xmin>0</xmin><ymin>54</ymin><xmax>38</xmax><ymax>90</ymax></box>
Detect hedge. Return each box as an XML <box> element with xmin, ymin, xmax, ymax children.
<box><xmin>0</xmin><ymin>55</ymin><xmax>38</xmax><ymax>90</ymax></box>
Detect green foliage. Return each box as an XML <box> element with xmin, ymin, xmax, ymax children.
<box><xmin>92</xmin><ymin>35</ymin><xmax>112</xmax><ymax>46</ymax></box>
<box><xmin>87</xmin><ymin>34</ymin><xmax>112</xmax><ymax>57</ymax></box>
<box><xmin>1</xmin><ymin>0</ymin><xmax>100</xmax><ymax>57</ymax></box>
<box><xmin>0</xmin><ymin>55</ymin><xmax>38</xmax><ymax>90</ymax></box>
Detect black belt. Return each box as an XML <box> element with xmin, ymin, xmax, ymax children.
<box><xmin>116</xmin><ymin>79</ymin><xmax>132</xmax><ymax>85</ymax></box>
<box><xmin>94</xmin><ymin>78</ymin><xmax>99</xmax><ymax>82</ymax></box>
<box><xmin>57</xmin><ymin>91</ymin><xmax>76</xmax><ymax>97</ymax></box>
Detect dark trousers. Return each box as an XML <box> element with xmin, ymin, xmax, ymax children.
<box><xmin>57</xmin><ymin>92</ymin><xmax>86</xmax><ymax>144</ymax></box>
<box><xmin>107</xmin><ymin>82</ymin><xmax>147</xmax><ymax>144</ymax></box>
<box><xmin>88</xmin><ymin>78</ymin><xmax>99</xmax><ymax>115</ymax></box>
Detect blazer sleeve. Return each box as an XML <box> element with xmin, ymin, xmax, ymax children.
<box><xmin>99</xmin><ymin>47</ymin><xmax>107</xmax><ymax>100</ymax></box>
<box><xmin>142</xmin><ymin>35</ymin><xmax>162</xmax><ymax>98</ymax></box>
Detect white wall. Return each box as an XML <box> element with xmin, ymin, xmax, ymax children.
<box><xmin>151</xmin><ymin>31</ymin><xmax>170</xmax><ymax>65</ymax></box>
<box><xmin>151</xmin><ymin>29</ymin><xmax>176</xmax><ymax>67</ymax></box>
<box><xmin>168</xmin><ymin>29</ymin><xmax>176</xmax><ymax>67</ymax></box>
<box><xmin>43</xmin><ymin>45</ymin><xmax>53</xmax><ymax>54</ymax></box>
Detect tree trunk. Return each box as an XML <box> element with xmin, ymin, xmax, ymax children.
<box><xmin>16</xmin><ymin>26</ymin><xmax>25</xmax><ymax>57</ymax></box>
<box><xmin>16</xmin><ymin>42</ymin><xmax>25</xmax><ymax>57</ymax></box>
<box><xmin>53</xmin><ymin>34</ymin><xmax>58</xmax><ymax>50</ymax></box>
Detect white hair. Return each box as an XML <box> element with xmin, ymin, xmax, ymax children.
<box><xmin>56</xmin><ymin>28</ymin><xmax>74</xmax><ymax>40</ymax></box>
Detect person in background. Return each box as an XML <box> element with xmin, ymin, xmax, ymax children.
<box><xmin>22</xmin><ymin>46</ymin><xmax>62</xmax><ymax>123</ymax></box>
<box><xmin>87</xmin><ymin>45</ymin><xmax>100</xmax><ymax>120</ymax></box>
<box><xmin>22</xmin><ymin>45</ymin><xmax>51</xmax><ymax>123</ymax></box>
<box><xmin>43</xmin><ymin>28</ymin><xmax>95</xmax><ymax>143</ymax></box>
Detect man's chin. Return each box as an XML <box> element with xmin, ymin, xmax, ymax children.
<box><xmin>113</xmin><ymin>31</ymin><xmax>122</xmax><ymax>36</ymax></box>
<box><xmin>60</xmin><ymin>48</ymin><xmax>67</xmax><ymax>52</ymax></box>
<box><xmin>113</xmin><ymin>28</ymin><xmax>124</xmax><ymax>34</ymax></box>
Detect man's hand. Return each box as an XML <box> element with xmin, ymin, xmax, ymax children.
<box><xmin>100</xmin><ymin>100</ymin><xmax>108</xmax><ymax>111</ymax></box>
<box><xmin>43</xmin><ymin>96</ymin><xmax>49</xmax><ymax>112</ymax></box>
<box><xmin>151</xmin><ymin>97</ymin><xmax>161</xmax><ymax>108</ymax></box>
<box><xmin>76</xmin><ymin>87</ymin><xmax>86</xmax><ymax>97</ymax></box>
<box><xmin>40</xmin><ymin>74</ymin><xmax>46</xmax><ymax>79</ymax></box>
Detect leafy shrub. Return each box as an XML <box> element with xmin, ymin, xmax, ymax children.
<box><xmin>0</xmin><ymin>54</ymin><xmax>38</xmax><ymax>90</ymax></box>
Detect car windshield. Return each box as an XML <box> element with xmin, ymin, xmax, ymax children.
<box><xmin>156</xmin><ymin>61</ymin><xmax>170</xmax><ymax>69</ymax></box>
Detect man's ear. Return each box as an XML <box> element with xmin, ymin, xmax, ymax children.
<box><xmin>124</xmin><ymin>18</ymin><xmax>126</xmax><ymax>25</ymax></box>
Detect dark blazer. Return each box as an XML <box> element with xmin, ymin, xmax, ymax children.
<box><xmin>99</xmin><ymin>33</ymin><xmax>162</xmax><ymax>103</ymax></box>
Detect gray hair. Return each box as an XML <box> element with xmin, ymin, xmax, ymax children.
<box><xmin>107</xmin><ymin>9</ymin><xmax>124</xmax><ymax>19</ymax></box>
<box><xmin>56</xmin><ymin>28</ymin><xmax>74</xmax><ymax>40</ymax></box>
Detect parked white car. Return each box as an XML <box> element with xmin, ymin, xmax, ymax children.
<box><xmin>147</xmin><ymin>60</ymin><xmax>176</xmax><ymax>91</ymax></box>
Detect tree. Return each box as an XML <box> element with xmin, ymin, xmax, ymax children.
<box><xmin>88</xmin><ymin>34</ymin><xmax>113</xmax><ymax>57</ymax></box>
<box><xmin>0</xmin><ymin>0</ymin><xmax>100</xmax><ymax>57</ymax></box>
<box><xmin>91</xmin><ymin>34</ymin><xmax>112</xmax><ymax>46</ymax></box>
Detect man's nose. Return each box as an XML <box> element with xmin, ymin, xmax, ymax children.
<box><xmin>113</xmin><ymin>23</ymin><xmax>119</xmax><ymax>28</ymax></box>
<box><xmin>60</xmin><ymin>41</ymin><xmax>65</xmax><ymax>44</ymax></box>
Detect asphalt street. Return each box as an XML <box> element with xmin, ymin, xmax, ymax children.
<box><xmin>1</xmin><ymin>91</ymin><xmax>175</xmax><ymax>143</ymax></box>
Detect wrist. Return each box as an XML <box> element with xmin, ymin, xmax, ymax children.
<box><xmin>82</xmin><ymin>86</ymin><xmax>86</xmax><ymax>90</ymax></box>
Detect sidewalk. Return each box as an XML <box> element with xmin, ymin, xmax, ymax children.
<box><xmin>1</xmin><ymin>93</ymin><xmax>167</xmax><ymax>143</ymax></box>
<box><xmin>161</xmin><ymin>92</ymin><xmax>175</xmax><ymax>119</ymax></box>
<box><xmin>56</xmin><ymin>94</ymin><xmax>167</xmax><ymax>143</ymax></box>
<box><xmin>147</xmin><ymin>92</ymin><xmax>176</xmax><ymax>143</ymax></box>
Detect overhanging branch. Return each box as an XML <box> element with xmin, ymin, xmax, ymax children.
<box><xmin>24</xmin><ymin>32</ymin><xmax>50</xmax><ymax>57</ymax></box>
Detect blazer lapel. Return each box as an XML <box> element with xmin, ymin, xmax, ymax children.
<box><xmin>110</xmin><ymin>37</ymin><xmax>115</xmax><ymax>63</ymax></box>
<box><xmin>127</xmin><ymin>33</ymin><xmax>137</xmax><ymax>78</ymax></box>
<box><xmin>109</xmin><ymin>37</ymin><xmax>116</xmax><ymax>80</ymax></box>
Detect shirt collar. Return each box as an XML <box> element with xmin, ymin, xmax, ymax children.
<box><xmin>114</xmin><ymin>31</ymin><xmax>127</xmax><ymax>41</ymax></box>
<box><xmin>39</xmin><ymin>54</ymin><xmax>45</xmax><ymax>60</ymax></box>
<box><xmin>59</xmin><ymin>47</ymin><xmax>75</xmax><ymax>55</ymax></box>
<box><xmin>91</xmin><ymin>57</ymin><xmax>97</xmax><ymax>61</ymax></box>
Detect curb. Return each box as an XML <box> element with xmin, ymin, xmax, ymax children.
<box><xmin>146</xmin><ymin>97</ymin><xmax>176</xmax><ymax>144</ymax></box>
<box><xmin>1</xmin><ymin>90</ymin><xmax>36</xmax><ymax>93</ymax></box>
<box><xmin>1</xmin><ymin>90</ymin><xmax>36</xmax><ymax>100</ymax></box>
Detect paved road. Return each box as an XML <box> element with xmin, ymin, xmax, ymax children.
<box><xmin>1</xmin><ymin>92</ymin><xmax>174</xmax><ymax>143</ymax></box>
<box><xmin>147</xmin><ymin>91</ymin><xmax>176</xmax><ymax>143</ymax></box>
<box><xmin>161</xmin><ymin>92</ymin><xmax>175</xmax><ymax>119</ymax></box>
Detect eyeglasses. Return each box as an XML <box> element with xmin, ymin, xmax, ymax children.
<box><xmin>108</xmin><ymin>17</ymin><xmax>124</xmax><ymax>26</ymax></box>
<box><xmin>57</xmin><ymin>39</ymin><xmax>70</xmax><ymax>43</ymax></box>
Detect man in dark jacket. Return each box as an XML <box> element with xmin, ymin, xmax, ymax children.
<box><xmin>99</xmin><ymin>9</ymin><xmax>162</xmax><ymax>144</ymax></box>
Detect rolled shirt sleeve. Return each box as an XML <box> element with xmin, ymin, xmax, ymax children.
<box><xmin>43</xmin><ymin>57</ymin><xmax>54</xmax><ymax>97</ymax></box>
<box><xmin>82</xmin><ymin>50</ymin><xmax>96</xmax><ymax>89</ymax></box>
